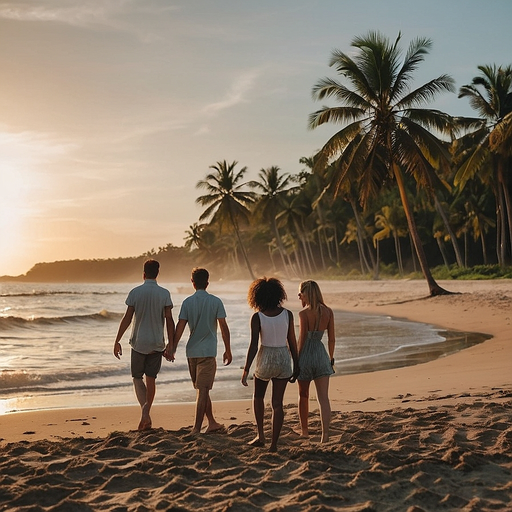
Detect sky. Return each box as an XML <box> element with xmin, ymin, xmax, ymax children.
<box><xmin>1</xmin><ymin>0</ymin><xmax>511</xmax><ymax>276</ymax></box>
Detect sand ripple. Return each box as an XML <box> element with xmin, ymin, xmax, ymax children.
<box><xmin>1</xmin><ymin>394</ymin><xmax>511</xmax><ymax>511</ymax></box>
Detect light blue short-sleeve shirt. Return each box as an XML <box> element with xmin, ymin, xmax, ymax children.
<box><xmin>179</xmin><ymin>289</ymin><xmax>226</xmax><ymax>358</ymax></box>
<box><xmin>126</xmin><ymin>279</ymin><xmax>173</xmax><ymax>354</ymax></box>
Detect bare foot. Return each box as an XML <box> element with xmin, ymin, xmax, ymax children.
<box><xmin>248</xmin><ymin>437</ymin><xmax>265</xmax><ymax>447</ymax></box>
<box><xmin>268</xmin><ymin>444</ymin><xmax>278</xmax><ymax>453</ymax></box>
<box><xmin>138</xmin><ymin>418</ymin><xmax>152</xmax><ymax>431</ymax></box>
<box><xmin>138</xmin><ymin>404</ymin><xmax>152</xmax><ymax>431</ymax></box>
<box><xmin>205</xmin><ymin>422</ymin><xmax>225</xmax><ymax>434</ymax></box>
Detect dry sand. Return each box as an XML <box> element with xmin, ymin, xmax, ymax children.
<box><xmin>1</xmin><ymin>279</ymin><xmax>511</xmax><ymax>511</ymax></box>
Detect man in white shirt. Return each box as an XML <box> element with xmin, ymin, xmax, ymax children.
<box><xmin>113</xmin><ymin>259</ymin><xmax>174</xmax><ymax>430</ymax></box>
<box><xmin>167</xmin><ymin>267</ymin><xmax>231</xmax><ymax>434</ymax></box>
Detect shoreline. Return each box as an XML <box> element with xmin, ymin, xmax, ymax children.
<box><xmin>1</xmin><ymin>279</ymin><xmax>510</xmax><ymax>442</ymax></box>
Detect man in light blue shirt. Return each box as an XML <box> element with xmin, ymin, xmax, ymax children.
<box><xmin>167</xmin><ymin>267</ymin><xmax>231</xmax><ymax>434</ymax></box>
<box><xmin>114</xmin><ymin>259</ymin><xmax>174</xmax><ymax>431</ymax></box>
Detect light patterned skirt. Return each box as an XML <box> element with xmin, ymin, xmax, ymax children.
<box><xmin>254</xmin><ymin>345</ymin><xmax>292</xmax><ymax>381</ymax></box>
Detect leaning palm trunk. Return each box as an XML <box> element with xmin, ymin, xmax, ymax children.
<box><xmin>394</xmin><ymin>165</ymin><xmax>449</xmax><ymax>295</ymax></box>
<box><xmin>498</xmin><ymin>163</ymin><xmax>512</xmax><ymax>265</ymax></box>
<box><xmin>229</xmin><ymin>211</ymin><xmax>255</xmax><ymax>280</ymax></box>
<box><xmin>434</xmin><ymin>196</ymin><xmax>464</xmax><ymax>267</ymax></box>
<box><xmin>272</xmin><ymin>217</ymin><xmax>292</xmax><ymax>278</ymax></box>
<box><xmin>393</xmin><ymin>232</ymin><xmax>404</xmax><ymax>276</ymax></box>
<box><xmin>350</xmin><ymin>199</ymin><xmax>376</xmax><ymax>275</ymax></box>
<box><xmin>496</xmin><ymin>178</ymin><xmax>506</xmax><ymax>266</ymax></box>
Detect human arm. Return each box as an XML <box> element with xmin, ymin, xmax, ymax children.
<box><xmin>113</xmin><ymin>306</ymin><xmax>135</xmax><ymax>359</ymax></box>
<box><xmin>297</xmin><ymin>309</ymin><xmax>308</xmax><ymax>354</ymax></box>
<box><xmin>286</xmin><ymin>310</ymin><xmax>300</xmax><ymax>382</ymax></box>
<box><xmin>326</xmin><ymin>307</ymin><xmax>335</xmax><ymax>367</ymax></box>
<box><xmin>163</xmin><ymin>306</ymin><xmax>175</xmax><ymax>361</ymax></box>
<box><xmin>241</xmin><ymin>313</ymin><xmax>260</xmax><ymax>386</ymax></box>
<box><xmin>218</xmin><ymin>317</ymin><xmax>232</xmax><ymax>366</ymax></box>
<box><xmin>168</xmin><ymin>318</ymin><xmax>188</xmax><ymax>361</ymax></box>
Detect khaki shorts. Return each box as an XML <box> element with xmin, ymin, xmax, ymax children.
<box><xmin>188</xmin><ymin>357</ymin><xmax>216</xmax><ymax>390</ymax></box>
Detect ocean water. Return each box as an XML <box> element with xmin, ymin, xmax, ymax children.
<box><xmin>0</xmin><ymin>281</ymin><xmax>487</xmax><ymax>414</ymax></box>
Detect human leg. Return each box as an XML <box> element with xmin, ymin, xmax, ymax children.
<box><xmin>192</xmin><ymin>386</ymin><xmax>209</xmax><ymax>433</ymax></box>
<box><xmin>189</xmin><ymin>357</ymin><xmax>219</xmax><ymax>434</ymax></box>
<box><xmin>249</xmin><ymin>377</ymin><xmax>269</xmax><ymax>446</ymax></box>
<box><xmin>139</xmin><ymin>376</ymin><xmax>156</xmax><ymax>430</ymax></box>
<box><xmin>135</xmin><ymin>352</ymin><xmax>162</xmax><ymax>430</ymax></box>
<box><xmin>133</xmin><ymin>377</ymin><xmax>146</xmax><ymax>405</ymax></box>
<box><xmin>298</xmin><ymin>379</ymin><xmax>311</xmax><ymax>437</ymax></box>
<box><xmin>269</xmin><ymin>378</ymin><xmax>288</xmax><ymax>452</ymax></box>
<box><xmin>314</xmin><ymin>376</ymin><xmax>331</xmax><ymax>442</ymax></box>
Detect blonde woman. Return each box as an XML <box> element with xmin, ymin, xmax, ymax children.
<box><xmin>297</xmin><ymin>280</ymin><xmax>335</xmax><ymax>442</ymax></box>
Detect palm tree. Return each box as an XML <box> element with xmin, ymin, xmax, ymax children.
<box><xmin>249</xmin><ymin>166</ymin><xmax>295</xmax><ymax>276</ymax></box>
<box><xmin>309</xmin><ymin>31</ymin><xmax>456</xmax><ymax>295</ymax></box>
<box><xmin>373</xmin><ymin>204</ymin><xmax>408</xmax><ymax>275</ymax></box>
<box><xmin>196</xmin><ymin>160</ymin><xmax>256</xmax><ymax>279</ymax></box>
<box><xmin>456</xmin><ymin>65</ymin><xmax>512</xmax><ymax>266</ymax></box>
<box><xmin>184</xmin><ymin>223</ymin><xmax>204</xmax><ymax>251</ymax></box>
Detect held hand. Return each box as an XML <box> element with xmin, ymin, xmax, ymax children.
<box><xmin>164</xmin><ymin>344</ymin><xmax>175</xmax><ymax>362</ymax></box>
<box><xmin>113</xmin><ymin>342</ymin><xmax>122</xmax><ymax>359</ymax></box>
<box><xmin>289</xmin><ymin>366</ymin><xmax>300</xmax><ymax>383</ymax></box>
<box><xmin>223</xmin><ymin>350</ymin><xmax>233</xmax><ymax>366</ymax></box>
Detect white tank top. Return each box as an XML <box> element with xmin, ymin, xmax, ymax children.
<box><xmin>258</xmin><ymin>309</ymin><xmax>289</xmax><ymax>348</ymax></box>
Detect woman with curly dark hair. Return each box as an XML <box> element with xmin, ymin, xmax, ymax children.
<box><xmin>241</xmin><ymin>277</ymin><xmax>299</xmax><ymax>452</ymax></box>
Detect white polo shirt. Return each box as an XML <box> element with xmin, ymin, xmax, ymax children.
<box><xmin>126</xmin><ymin>279</ymin><xmax>173</xmax><ymax>354</ymax></box>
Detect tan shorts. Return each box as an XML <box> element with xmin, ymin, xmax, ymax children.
<box><xmin>188</xmin><ymin>357</ymin><xmax>216</xmax><ymax>390</ymax></box>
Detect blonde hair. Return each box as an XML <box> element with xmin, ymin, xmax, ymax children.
<box><xmin>299</xmin><ymin>280</ymin><xmax>324</xmax><ymax>314</ymax></box>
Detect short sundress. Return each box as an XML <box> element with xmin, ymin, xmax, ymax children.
<box><xmin>253</xmin><ymin>310</ymin><xmax>293</xmax><ymax>381</ymax></box>
<box><xmin>297</xmin><ymin>315</ymin><xmax>334</xmax><ymax>381</ymax></box>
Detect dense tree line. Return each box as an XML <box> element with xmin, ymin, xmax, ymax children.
<box><xmin>6</xmin><ymin>245</ymin><xmax>194</xmax><ymax>283</ymax></box>
<box><xmin>184</xmin><ymin>32</ymin><xmax>512</xmax><ymax>293</ymax></box>
<box><xmin>4</xmin><ymin>32</ymin><xmax>510</xmax><ymax>286</ymax></box>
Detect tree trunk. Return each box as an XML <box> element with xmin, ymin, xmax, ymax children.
<box><xmin>394</xmin><ymin>165</ymin><xmax>450</xmax><ymax>296</ymax></box>
<box><xmin>480</xmin><ymin>230</ymin><xmax>488</xmax><ymax>265</ymax></box>
<box><xmin>350</xmin><ymin>199</ymin><xmax>376</xmax><ymax>275</ymax></box>
<box><xmin>229</xmin><ymin>210</ymin><xmax>255</xmax><ymax>280</ymax></box>
<box><xmin>498</xmin><ymin>163</ymin><xmax>512</xmax><ymax>265</ymax></box>
<box><xmin>434</xmin><ymin>195</ymin><xmax>464</xmax><ymax>267</ymax></box>
<box><xmin>272</xmin><ymin>216</ymin><xmax>291</xmax><ymax>278</ymax></box>
<box><xmin>436</xmin><ymin>237</ymin><xmax>450</xmax><ymax>268</ymax></box>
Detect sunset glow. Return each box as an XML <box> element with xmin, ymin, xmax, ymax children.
<box><xmin>0</xmin><ymin>0</ymin><xmax>511</xmax><ymax>276</ymax></box>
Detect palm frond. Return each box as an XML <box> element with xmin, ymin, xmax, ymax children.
<box><xmin>308</xmin><ymin>106</ymin><xmax>366</xmax><ymax>130</ymax></box>
<box><xmin>396</xmin><ymin>75</ymin><xmax>455</xmax><ymax>109</ymax></box>
<box><xmin>400</xmin><ymin>117</ymin><xmax>452</xmax><ymax>170</ymax></box>
<box><xmin>391</xmin><ymin>36</ymin><xmax>431</xmax><ymax>101</ymax></box>
<box><xmin>453</xmin><ymin>141</ymin><xmax>490</xmax><ymax>188</ymax></box>
<box><xmin>329</xmin><ymin>46</ymin><xmax>378</xmax><ymax>105</ymax></box>
<box><xmin>312</xmin><ymin>77</ymin><xmax>370</xmax><ymax>109</ymax></box>
<box><xmin>458</xmin><ymin>84</ymin><xmax>495</xmax><ymax>119</ymax></box>
<box><xmin>312</xmin><ymin>121</ymin><xmax>365</xmax><ymax>172</ymax></box>
<box><xmin>403</xmin><ymin>108</ymin><xmax>454</xmax><ymax>137</ymax></box>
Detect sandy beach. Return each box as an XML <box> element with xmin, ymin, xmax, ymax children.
<box><xmin>1</xmin><ymin>279</ymin><xmax>511</xmax><ymax>511</ymax></box>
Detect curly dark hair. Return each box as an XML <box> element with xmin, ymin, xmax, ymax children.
<box><xmin>247</xmin><ymin>277</ymin><xmax>287</xmax><ymax>311</ymax></box>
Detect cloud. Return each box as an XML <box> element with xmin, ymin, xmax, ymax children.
<box><xmin>203</xmin><ymin>69</ymin><xmax>261</xmax><ymax>115</ymax></box>
<box><xmin>0</xmin><ymin>0</ymin><xmax>177</xmax><ymax>41</ymax></box>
